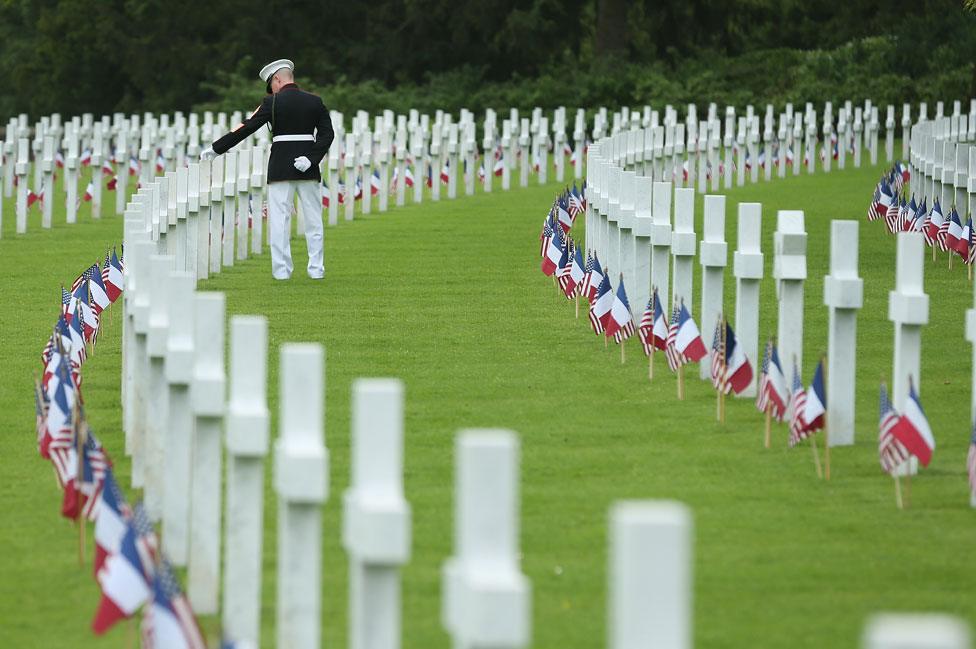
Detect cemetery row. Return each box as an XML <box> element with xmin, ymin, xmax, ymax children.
<box><xmin>33</xmin><ymin>134</ymin><xmax>975</xmax><ymax>649</ymax></box>
<box><xmin>539</xmin><ymin>100</ymin><xmax>976</xmax><ymax>505</ymax></box>
<box><xmin>6</xmin><ymin>97</ymin><xmax>971</xmax><ymax>240</ymax></box>
<box><xmin>863</xmin><ymin>119</ymin><xmax>976</xmax><ymax>281</ymax></box>
<box><xmin>22</xmin><ymin>97</ymin><xmax>976</xmax><ymax>648</ymax></box>
<box><xmin>34</xmin><ymin>161</ymin><xmax>702</xmax><ymax>649</ymax></box>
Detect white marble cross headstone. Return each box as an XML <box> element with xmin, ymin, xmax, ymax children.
<box><xmin>823</xmin><ymin>221</ymin><xmax>863</xmax><ymax>446</ymax></box>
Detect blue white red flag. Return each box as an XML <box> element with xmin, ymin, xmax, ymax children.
<box><xmin>803</xmin><ymin>360</ymin><xmax>826</xmax><ymax>433</ymax></box>
<box><xmin>890</xmin><ymin>380</ymin><xmax>935</xmax><ymax>466</ymax></box>
<box><xmin>722</xmin><ymin>321</ymin><xmax>753</xmax><ymax>395</ymax></box>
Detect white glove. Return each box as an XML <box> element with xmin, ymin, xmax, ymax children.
<box><xmin>199</xmin><ymin>146</ymin><xmax>216</xmax><ymax>161</ymax></box>
<box><xmin>293</xmin><ymin>156</ymin><xmax>311</xmax><ymax>172</ymax></box>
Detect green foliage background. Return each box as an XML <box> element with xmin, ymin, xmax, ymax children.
<box><xmin>0</xmin><ymin>0</ymin><xmax>973</xmax><ymax>118</ymax></box>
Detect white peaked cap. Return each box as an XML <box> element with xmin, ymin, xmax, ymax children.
<box><xmin>259</xmin><ymin>59</ymin><xmax>294</xmax><ymax>83</ymax></box>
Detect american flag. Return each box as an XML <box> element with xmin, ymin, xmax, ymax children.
<box><xmin>755</xmin><ymin>340</ymin><xmax>772</xmax><ymax>414</ymax></box>
<box><xmin>539</xmin><ymin>211</ymin><xmax>555</xmax><ymax>257</ymax></box>
<box><xmin>34</xmin><ymin>378</ymin><xmax>48</xmax><ymax>452</ymax></box>
<box><xmin>71</xmin><ymin>263</ymin><xmax>99</xmax><ymax>293</ymax></box>
<box><xmin>582</xmin><ymin>253</ymin><xmax>604</xmax><ymax>303</ymax></box>
<box><xmin>132</xmin><ymin>503</ymin><xmax>160</xmax><ymax>572</ymax></box>
<box><xmin>788</xmin><ymin>364</ymin><xmax>809</xmax><ymax>447</ymax></box>
<box><xmin>141</xmin><ymin>559</ymin><xmax>206</xmax><ymax>649</ymax></box>
<box><xmin>568</xmin><ymin>184</ymin><xmax>584</xmax><ymax>218</ymax></box>
<box><xmin>866</xmin><ymin>182</ymin><xmax>881</xmax><ymax>222</ymax></box>
<box><xmin>638</xmin><ymin>298</ymin><xmax>655</xmax><ymax>356</ymax></box>
<box><xmin>665</xmin><ymin>304</ymin><xmax>683</xmax><ymax>372</ymax></box>
<box><xmin>878</xmin><ymin>382</ymin><xmax>909</xmax><ymax>474</ymax></box>
<box><xmin>587</xmin><ymin>272</ymin><xmax>611</xmax><ymax>335</ymax></box>
<box><xmin>967</xmin><ymin>424</ymin><xmax>976</xmax><ymax>498</ymax></box>
<box><xmin>938</xmin><ymin>202</ymin><xmax>951</xmax><ymax>251</ymax></box>
<box><xmin>919</xmin><ymin>198</ymin><xmax>933</xmax><ymax>246</ymax></box>
<box><xmin>62</xmin><ymin>428</ymin><xmax>112</xmax><ymax>521</ymax></box>
<box><xmin>709</xmin><ymin>317</ymin><xmax>724</xmax><ymax>390</ymax></box>
<box><xmin>556</xmin><ymin>238</ymin><xmax>575</xmax><ymax>298</ymax></box>
<box><xmin>884</xmin><ymin>194</ymin><xmax>902</xmax><ymax>234</ymax></box>
<box><xmin>61</xmin><ymin>286</ymin><xmax>72</xmax><ymax>317</ymax></box>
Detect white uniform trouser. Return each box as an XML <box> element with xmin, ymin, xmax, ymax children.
<box><xmin>267</xmin><ymin>179</ymin><xmax>324</xmax><ymax>279</ymax></box>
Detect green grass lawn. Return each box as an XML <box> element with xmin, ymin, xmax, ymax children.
<box><xmin>1</xmin><ymin>158</ymin><xmax>974</xmax><ymax>648</ymax></box>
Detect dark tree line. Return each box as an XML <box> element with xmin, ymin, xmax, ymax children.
<box><xmin>0</xmin><ymin>0</ymin><xmax>973</xmax><ymax>117</ymax></box>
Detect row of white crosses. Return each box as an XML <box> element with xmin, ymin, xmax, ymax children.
<box><xmin>585</xmin><ymin>121</ymin><xmax>874</xmax><ymax>448</ymax></box>
<box><xmin>908</xmin><ymin>100</ymin><xmax>976</xmax><ymax>219</ymax></box>
<box><xmin>120</xmin><ymin>194</ymin><xmax>969</xmax><ymax>647</ymax></box>
<box><xmin>3</xmin><ymin>103</ymin><xmax>592</xmax><ymax>239</ymax></box>
<box><xmin>120</xmin><ymin>177</ymin><xmax>700</xmax><ymax>647</ymax></box>
<box><xmin>590</xmin><ymin>99</ymin><xmax>930</xmax><ymax>198</ymax></box>
<box><xmin>5</xmin><ymin>98</ymin><xmax>960</xmax><ymax>241</ymax></box>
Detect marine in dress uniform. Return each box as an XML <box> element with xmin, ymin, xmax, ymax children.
<box><xmin>201</xmin><ymin>59</ymin><xmax>334</xmax><ymax>279</ymax></box>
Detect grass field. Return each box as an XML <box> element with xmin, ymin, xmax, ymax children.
<box><xmin>1</xmin><ymin>158</ymin><xmax>974</xmax><ymax>648</ymax></box>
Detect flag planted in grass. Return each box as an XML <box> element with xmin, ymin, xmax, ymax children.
<box><xmin>721</xmin><ymin>321</ymin><xmax>753</xmax><ymax>395</ymax></box>
<box><xmin>890</xmin><ymin>380</ymin><xmax>935</xmax><ymax>467</ymax></box>
<box><xmin>878</xmin><ymin>382</ymin><xmax>909</xmax><ymax>474</ymax></box>
<box><xmin>605</xmin><ymin>277</ymin><xmax>636</xmax><ymax>343</ymax></box>
<box><xmin>756</xmin><ymin>340</ymin><xmax>789</xmax><ymax>421</ymax></box>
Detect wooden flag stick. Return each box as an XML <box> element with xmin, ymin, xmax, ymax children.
<box><xmin>719</xmin><ymin>315</ymin><xmax>727</xmax><ymax>424</ymax></box>
<box><xmin>810</xmin><ymin>435</ymin><xmax>823</xmax><ymax>479</ymax></box>
<box><xmin>764</xmin><ymin>403</ymin><xmax>772</xmax><ymax>449</ymax></box>
<box><xmin>894</xmin><ymin>474</ymin><xmax>904</xmax><ymax>509</ymax></box>
<box><xmin>905</xmin><ymin>467</ymin><xmax>912</xmax><ymax>509</ymax></box>
<box><xmin>678</xmin><ymin>364</ymin><xmax>685</xmax><ymax>400</ymax></box>
<box><xmin>969</xmin><ymin>261</ymin><xmax>972</xmax><ymax>282</ymax></box>
<box><xmin>932</xmin><ymin>245</ymin><xmax>936</xmax><ymax>262</ymax></box>
<box><xmin>648</xmin><ymin>352</ymin><xmax>653</xmax><ymax>381</ymax></box>
<box><xmin>949</xmin><ymin>252</ymin><xmax>953</xmax><ymax>271</ymax></box>
<box><xmin>575</xmin><ymin>292</ymin><xmax>579</xmax><ymax>319</ymax></box>
<box><xmin>620</xmin><ymin>338</ymin><xmax>625</xmax><ymax>364</ymax></box>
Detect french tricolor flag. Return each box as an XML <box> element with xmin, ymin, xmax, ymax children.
<box><xmin>81</xmin><ymin>148</ymin><xmax>92</xmax><ymax>166</ymax></box>
<box><xmin>440</xmin><ymin>160</ymin><xmax>450</xmax><ymax>185</ymax></box>
<box><xmin>651</xmin><ymin>289</ymin><xmax>669</xmax><ymax>350</ymax></box>
<box><xmin>143</xmin><ymin>560</ymin><xmax>206</xmax><ymax>649</ymax></box>
<box><xmin>605</xmin><ymin>277</ymin><xmax>636</xmax><ymax>343</ymax></box>
<box><xmin>803</xmin><ymin>360</ymin><xmax>827</xmax><ymax>433</ymax></box>
<box><xmin>370</xmin><ymin>170</ymin><xmax>381</xmax><ymax>196</ymax></box>
<box><xmin>93</xmin><ymin>522</ymin><xmax>152</xmax><ymax>634</ymax></box>
<box><xmin>101</xmin><ymin>160</ymin><xmax>114</xmax><ymax>176</ymax></box>
<box><xmin>765</xmin><ymin>344</ymin><xmax>790</xmax><ymax>420</ymax></box>
<box><xmin>722</xmin><ymin>322</ymin><xmax>753</xmax><ymax>395</ymax></box>
<box><xmin>83</xmin><ymin>181</ymin><xmax>94</xmax><ymax>202</ymax></box>
<box><xmin>541</xmin><ymin>224</ymin><xmax>563</xmax><ymax>277</ymax></box>
<box><xmin>103</xmin><ymin>249</ymin><xmax>124</xmax><ymax>303</ymax></box>
<box><xmin>592</xmin><ymin>273</ymin><xmax>615</xmax><ymax>332</ymax></box>
<box><xmin>891</xmin><ymin>381</ymin><xmax>936</xmax><ymax>466</ymax></box>
<box><xmin>94</xmin><ymin>470</ymin><xmax>130</xmax><ymax>577</ymax></box>
<box><xmin>946</xmin><ymin>207</ymin><xmax>964</xmax><ymax>251</ymax></box>
<box><xmin>674</xmin><ymin>303</ymin><xmax>708</xmax><ymax>362</ymax></box>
